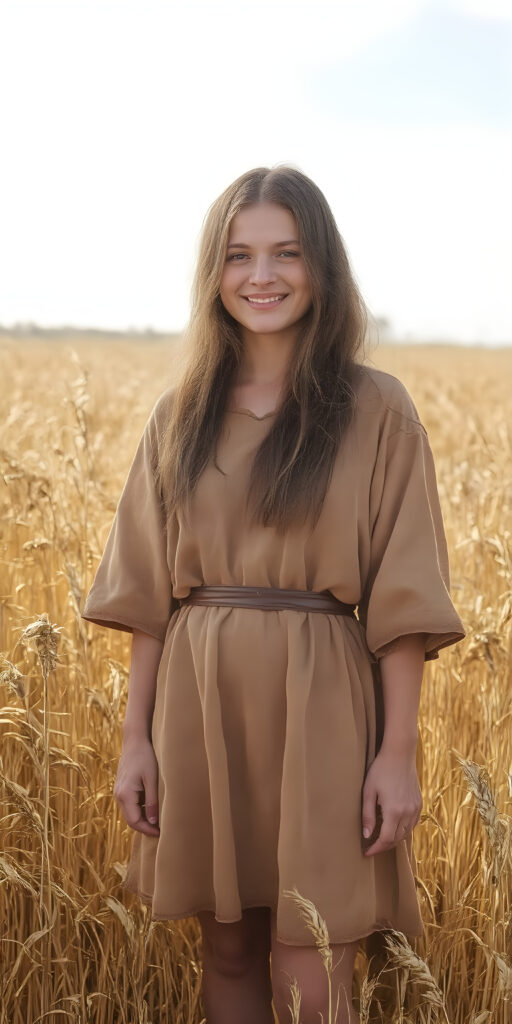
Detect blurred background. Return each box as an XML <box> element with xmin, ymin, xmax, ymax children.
<box><xmin>1</xmin><ymin>0</ymin><xmax>511</xmax><ymax>345</ymax></box>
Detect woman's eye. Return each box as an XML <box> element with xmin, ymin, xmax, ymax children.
<box><xmin>227</xmin><ymin>250</ymin><xmax>299</xmax><ymax>262</ymax></box>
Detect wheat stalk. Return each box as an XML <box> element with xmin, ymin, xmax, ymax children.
<box><xmin>359</xmin><ymin>967</ymin><xmax>383</xmax><ymax>1024</ymax></box>
<box><xmin>287</xmin><ymin>976</ymin><xmax>302</xmax><ymax>1024</ymax></box>
<box><xmin>282</xmin><ymin>887</ymin><xmax>335</xmax><ymax>1022</ymax></box>
<box><xmin>0</xmin><ymin>655</ymin><xmax>25</xmax><ymax>699</ymax></box>
<box><xmin>18</xmin><ymin>613</ymin><xmax>61</xmax><ymax>1021</ymax></box>
<box><xmin>382</xmin><ymin>929</ymin><xmax>449</xmax><ymax>1022</ymax></box>
<box><xmin>453</xmin><ymin>752</ymin><xmax>512</xmax><ymax>884</ymax></box>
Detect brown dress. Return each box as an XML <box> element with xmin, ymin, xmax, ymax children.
<box><xmin>82</xmin><ymin>364</ymin><xmax>466</xmax><ymax>945</ymax></box>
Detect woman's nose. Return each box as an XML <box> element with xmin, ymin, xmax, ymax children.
<box><xmin>249</xmin><ymin>255</ymin><xmax>277</xmax><ymax>285</ymax></box>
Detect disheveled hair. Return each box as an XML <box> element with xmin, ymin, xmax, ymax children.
<box><xmin>157</xmin><ymin>164</ymin><xmax>370</xmax><ymax>533</ymax></box>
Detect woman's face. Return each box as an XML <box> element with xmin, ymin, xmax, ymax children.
<box><xmin>220</xmin><ymin>202</ymin><xmax>312</xmax><ymax>339</ymax></box>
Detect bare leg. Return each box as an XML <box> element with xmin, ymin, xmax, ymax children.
<box><xmin>270</xmin><ymin>912</ymin><xmax>360</xmax><ymax>1024</ymax></box>
<box><xmin>198</xmin><ymin>906</ymin><xmax>274</xmax><ymax>1024</ymax></box>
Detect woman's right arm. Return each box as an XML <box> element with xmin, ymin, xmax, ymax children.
<box><xmin>123</xmin><ymin>628</ymin><xmax>164</xmax><ymax>741</ymax></box>
<box><xmin>113</xmin><ymin>628</ymin><xmax>164</xmax><ymax>837</ymax></box>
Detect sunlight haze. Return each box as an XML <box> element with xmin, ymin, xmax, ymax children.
<box><xmin>1</xmin><ymin>0</ymin><xmax>510</xmax><ymax>344</ymax></box>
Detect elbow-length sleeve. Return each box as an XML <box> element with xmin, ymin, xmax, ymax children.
<box><xmin>81</xmin><ymin>399</ymin><xmax>176</xmax><ymax>643</ymax></box>
<box><xmin>358</xmin><ymin>420</ymin><xmax>466</xmax><ymax>663</ymax></box>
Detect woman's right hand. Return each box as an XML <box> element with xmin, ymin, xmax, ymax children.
<box><xmin>113</xmin><ymin>736</ymin><xmax>160</xmax><ymax>837</ymax></box>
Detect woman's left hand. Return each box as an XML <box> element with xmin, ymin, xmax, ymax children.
<box><xmin>361</xmin><ymin>746</ymin><xmax>422</xmax><ymax>857</ymax></box>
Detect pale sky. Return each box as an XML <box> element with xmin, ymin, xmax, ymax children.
<box><xmin>1</xmin><ymin>0</ymin><xmax>511</xmax><ymax>343</ymax></box>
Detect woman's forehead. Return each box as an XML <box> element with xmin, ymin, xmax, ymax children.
<box><xmin>227</xmin><ymin>202</ymin><xmax>298</xmax><ymax>242</ymax></box>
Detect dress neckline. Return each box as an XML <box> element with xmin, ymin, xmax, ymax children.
<box><xmin>228</xmin><ymin>407</ymin><xmax>278</xmax><ymax>421</ymax></box>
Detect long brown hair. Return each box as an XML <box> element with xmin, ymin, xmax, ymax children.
<box><xmin>157</xmin><ymin>165</ymin><xmax>370</xmax><ymax>533</ymax></box>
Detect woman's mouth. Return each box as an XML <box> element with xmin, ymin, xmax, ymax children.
<box><xmin>243</xmin><ymin>294</ymin><xmax>288</xmax><ymax>310</ymax></box>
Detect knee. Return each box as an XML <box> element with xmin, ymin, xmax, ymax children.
<box><xmin>200</xmin><ymin>915</ymin><xmax>269</xmax><ymax>979</ymax></box>
<box><xmin>271</xmin><ymin>937</ymin><xmax>358</xmax><ymax>1024</ymax></box>
<box><xmin>204</xmin><ymin>932</ymin><xmax>260</xmax><ymax>978</ymax></box>
<box><xmin>272</xmin><ymin>966</ymin><xmax>328</xmax><ymax>1017</ymax></box>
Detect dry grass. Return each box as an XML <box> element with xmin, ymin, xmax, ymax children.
<box><xmin>0</xmin><ymin>335</ymin><xmax>511</xmax><ymax>1023</ymax></box>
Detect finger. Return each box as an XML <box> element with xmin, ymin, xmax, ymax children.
<box><xmin>361</xmin><ymin>786</ymin><xmax>378</xmax><ymax>839</ymax></box>
<box><xmin>117</xmin><ymin>787</ymin><xmax>143</xmax><ymax>828</ymax></box>
<box><xmin>131</xmin><ymin>818</ymin><xmax>160</xmax><ymax>837</ymax></box>
<box><xmin>363</xmin><ymin>813</ymin><xmax>401</xmax><ymax>856</ymax></box>
<box><xmin>365</xmin><ymin>818</ymin><xmax>414</xmax><ymax>855</ymax></box>
<box><xmin>124</xmin><ymin>802</ymin><xmax>160</xmax><ymax>837</ymax></box>
<box><xmin>118</xmin><ymin>789</ymin><xmax>160</xmax><ymax>835</ymax></box>
<box><xmin>144</xmin><ymin>800</ymin><xmax>159</xmax><ymax>825</ymax></box>
<box><xmin>364</xmin><ymin>834</ymin><xmax>396</xmax><ymax>856</ymax></box>
<box><xmin>142</xmin><ymin>776</ymin><xmax>159</xmax><ymax>824</ymax></box>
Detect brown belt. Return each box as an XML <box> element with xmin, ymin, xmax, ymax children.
<box><xmin>178</xmin><ymin>585</ymin><xmax>356</xmax><ymax>617</ymax></box>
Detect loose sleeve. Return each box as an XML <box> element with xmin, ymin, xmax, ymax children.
<box><xmin>358</xmin><ymin>422</ymin><xmax>466</xmax><ymax>663</ymax></box>
<box><xmin>81</xmin><ymin>402</ymin><xmax>177</xmax><ymax>642</ymax></box>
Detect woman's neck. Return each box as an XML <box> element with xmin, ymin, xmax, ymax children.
<box><xmin>236</xmin><ymin>327</ymin><xmax>296</xmax><ymax>387</ymax></box>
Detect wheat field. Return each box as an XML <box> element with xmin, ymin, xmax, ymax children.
<box><xmin>0</xmin><ymin>334</ymin><xmax>511</xmax><ymax>1023</ymax></box>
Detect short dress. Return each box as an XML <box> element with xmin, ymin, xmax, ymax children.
<box><xmin>81</xmin><ymin>364</ymin><xmax>466</xmax><ymax>946</ymax></box>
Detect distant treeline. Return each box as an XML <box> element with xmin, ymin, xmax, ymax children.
<box><xmin>0</xmin><ymin>323</ymin><xmax>182</xmax><ymax>342</ymax></box>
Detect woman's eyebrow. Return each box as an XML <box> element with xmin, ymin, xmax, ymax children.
<box><xmin>227</xmin><ymin>239</ymin><xmax>300</xmax><ymax>249</ymax></box>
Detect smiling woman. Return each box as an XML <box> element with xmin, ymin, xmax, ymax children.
<box><xmin>81</xmin><ymin>165</ymin><xmax>466</xmax><ymax>1024</ymax></box>
<box><xmin>219</xmin><ymin>203</ymin><xmax>313</xmax><ymax>416</ymax></box>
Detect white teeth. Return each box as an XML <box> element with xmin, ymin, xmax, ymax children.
<box><xmin>246</xmin><ymin>296</ymin><xmax>284</xmax><ymax>304</ymax></box>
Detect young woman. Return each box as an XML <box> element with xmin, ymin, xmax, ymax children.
<box><xmin>82</xmin><ymin>166</ymin><xmax>466</xmax><ymax>1024</ymax></box>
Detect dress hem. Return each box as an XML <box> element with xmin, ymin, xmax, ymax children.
<box><xmin>121</xmin><ymin>879</ymin><xmax>425</xmax><ymax>946</ymax></box>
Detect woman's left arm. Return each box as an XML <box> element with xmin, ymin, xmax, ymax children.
<box><xmin>361</xmin><ymin>633</ymin><xmax>426</xmax><ymax>857</ymax></box>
